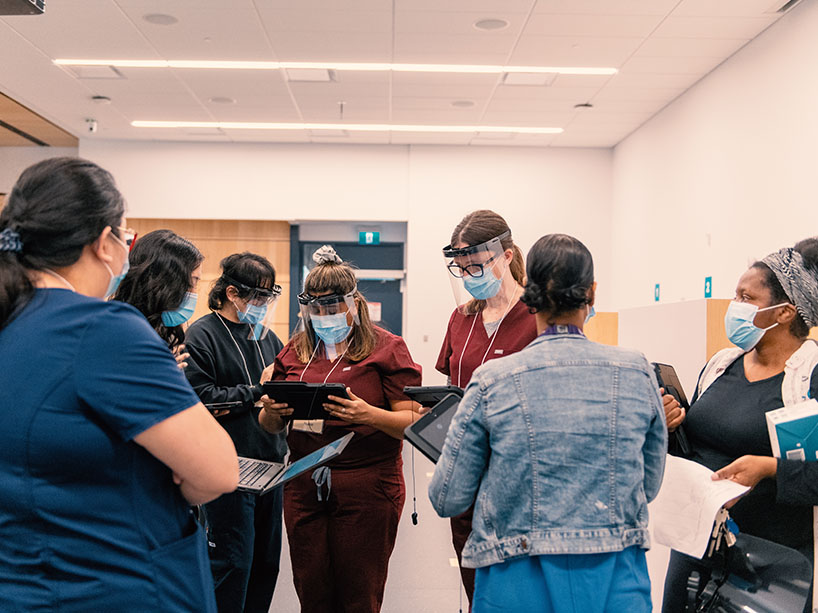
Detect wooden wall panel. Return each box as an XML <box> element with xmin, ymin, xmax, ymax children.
<box><xmin>706</xmin><ymin>298</ymin><xmax>731</xmax><ymax>360</ymax></box>
<box><xmin>585</xmin><ymin>312</ymin><xmax>618</xmax><ymax>346</ymax></box>
<box><xmin>128</xmin><ymin>219</ymin><xmax>291</xmax><ymax>340</ymax></box>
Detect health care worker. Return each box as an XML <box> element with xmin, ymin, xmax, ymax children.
<box><xmin>436</xmin><ymin>210</ymin><xmax>537</xmax><ymax>606</ymax></box>
<box><xmin>661</xmin><ymin>238</ymin><xmax>818</xmax><ymax>613</ymax></box>
<box><xmin>113</xmin><ymin>229</ymin><xmax>203</xmax><ymax>368</ymax></box>
<box><xmin>260</xmin><ymin>245</ymin><xmax>422</xmax><ymax>613</ymax></box>
<box><xmin>0</xmin><ymin>157</ymin><xmax>237</xmax><ymax>612</ymax></box>
<box><xmin>184</xmin><ymin>252</ymin><xmax>287</xmax><ymax>613</ymax></box>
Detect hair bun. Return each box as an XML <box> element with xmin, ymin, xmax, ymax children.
<box><xmin>312</xmin><ymin>244</ymin><xmax>342</xmax><ymax>265</ymax></box>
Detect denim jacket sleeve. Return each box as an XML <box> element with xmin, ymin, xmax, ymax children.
<box><xmin>428</xmin><ymin>378</ymin><xmax>490</xmax><ymax>518</ymax></box>
<box><xmin>643</xmin><ymin>367</ymin><xmax>668</xmax><ymax>502</ymax></box>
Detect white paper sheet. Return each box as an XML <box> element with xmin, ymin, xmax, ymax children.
<box><xmin>648</xmin><ymin>455</ymin><xmax>750</xmax><ymax>559</ymax></box>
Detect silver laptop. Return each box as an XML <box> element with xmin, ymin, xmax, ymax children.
<box><xmin>237</xmin><ymin>432</ymin><xmax>354</xmax><ymax>495</ymax></box>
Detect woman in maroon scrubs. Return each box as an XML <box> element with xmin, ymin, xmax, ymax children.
<box><xmin>437</xmin><ymin>210</ymin><xmax>538</xmax><ymax>608</ymax></box>
<box><xmin>260</xmin><ymin>245</ymin><xmax>421</xmax><ymax>613</ymax></box>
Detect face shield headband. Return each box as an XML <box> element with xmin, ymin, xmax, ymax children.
<box><xmin>443</xmin><ymin>230</ymin><xmax>512</xmax><ymax>310</ymax></box>
<box><xmin>223</xmin><ymin>274</ymin><xmax>282</xmax><ymax>305</ymax></box>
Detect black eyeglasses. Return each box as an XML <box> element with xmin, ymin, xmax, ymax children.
<box><xmin>446</xmin><ymin>253</ymin><xmax>500</xmax><ymax>279</ymax></box>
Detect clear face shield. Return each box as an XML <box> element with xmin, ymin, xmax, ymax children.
<box><xmin>297</xmin><ymin>290</ymin><xmax>359</xmax><ymax>359</ymax></box>
<box><xmin>225</xmin><ymin>275</ymin><xmax>282</xmax><ymax>340</ymax></box>
<box><xmin>442</xmin><ymin>230</ymin><xmax>512</xmax><ymax>314</ymax></box>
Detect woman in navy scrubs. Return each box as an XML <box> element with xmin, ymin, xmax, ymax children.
<box><xmin>0</xmin><ymin>158</ymin><xmax>237</xmax><ymax>612</ymax></box>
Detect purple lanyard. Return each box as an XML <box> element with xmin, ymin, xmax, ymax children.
<box><xmin>540</xmin><ymin>324</ymin><xmax>584</xmax><ymax>337</ymax></box>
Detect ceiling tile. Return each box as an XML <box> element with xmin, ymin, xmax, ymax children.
<box><xmin>266</xmin><ymin>31</ymin><xmax>392</xmax><ymax>62</ymax></box>
<box><xmin>672</xmin><ymin>0</ymin><xmax>784</xmax><ymax>17</ymax></box>
<box><xmin>509</xmin><ymin>35</ymin><xmax>643</xmax><ymax>66</ymax></box>
<box><xmin>522</xmin><ymin>13</ymin><xmax>664</xmax><ymax>38</ymax></box>
<box><xmin>619</xmin><ymin>55</ymin><xmax>724</xmax><ymax>75</ymax></box>
<box><xmin>652</xmin><ymin>15</ymin><xmax>778</xmax><ymax>39</ymax></box>
<box><xmin>2</xmin><ymin>0</ymin><xmax>157</xmax><ymax>58</ymax></box>
<box><xmin>395</xmin><ymin>0</ymin><xmax>534</xmax><ymax>12</ymax></box>
<box><xmin>635</xmin><ymin>37</ymin><xmax>750</xmax><ymax>58</ymax></box>
<box><xmin>532</xmin><ymin>0</ymin><xmax>679</xmax><ymax>16</ymax></box>
<box><xmin>258</xmin><ymin>8</ymin><xmax>392</xmax><ymax>34</ymax></box>
<box><xmin>395</xmin><ymin>11</ymin><xmax>527</xmax><ymax>35</ymax></box>
<box><xmin>119</xmin><ymin>7</ymin><xmax>275</xmax><ymax>61</ymax></box>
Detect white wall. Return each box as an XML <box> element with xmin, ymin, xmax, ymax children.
<box><xmin>611</xmin><ymin>0</ymin><xmax>818</xmax><ymax>311</ymax></box>
<box><xmin>80</xmin><ymin>140</ymin><xmax>613</xmax><ymax>379</ymax></box>
<box><xmin>0</xmin><ymin>146</ymin><xmax>79</xmax><ymax>193</ymax></box>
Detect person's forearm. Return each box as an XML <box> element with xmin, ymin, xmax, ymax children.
<box><xmin>369</xmin><ymin>408</ymin><xmax>419</xmax><ymax>440</ymax></box>
<box><xmin>258</xmin><ymin>409</ymin><xmax>286</xmax><ymax>433</ymax></box>
<box><xmin>178</xmin><ymin>478</ymin><xmax>232</xmax><ymax>505</ymax></box>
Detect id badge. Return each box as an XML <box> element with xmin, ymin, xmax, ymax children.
<box><xmin>292</xmin><ymin>419</ymin><xmax>324</xmax><ymax>433</ymax></box>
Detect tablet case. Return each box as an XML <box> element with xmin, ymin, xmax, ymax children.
<box><xmin>404</xmin><ymin>393</ymin><xmax>461</xmax><ymax>463</ymax></box>
<box><xmin>262</xmin><ymin>381</ymin><xmax>349</xmax><ymax>421</ymax></box>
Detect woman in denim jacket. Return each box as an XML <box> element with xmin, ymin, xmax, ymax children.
<box><xmin>429</xmin><ymin>233</ymin><xmax>667</xmax><ymax>613</ymax></box>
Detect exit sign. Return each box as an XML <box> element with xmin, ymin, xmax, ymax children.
<box><xmin>359</xmin><ymin>231</ymin><xmax>380</xmax><ymax>245</ymax></box>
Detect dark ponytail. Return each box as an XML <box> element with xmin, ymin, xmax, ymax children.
<box><xmin>521</xmin><ymin>234</ymin><xmax>594</xmax><ymax>319</ymax></box>
<box><xmin>0</xmin><ymin>157</ymin><xmax>125</xmax><ymax>329</ymax></box>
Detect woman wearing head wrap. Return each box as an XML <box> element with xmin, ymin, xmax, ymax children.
<box><xmin>662</xmin><ymin>237</ymin><xmax>818</xmax><ymax>613</ymax></box>
<box><xmin>260</xmin><ymin>245</ymin><xmax>422</xmax><ymax>613</ymax></box>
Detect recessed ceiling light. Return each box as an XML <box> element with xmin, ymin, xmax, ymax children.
<box><xmin>451</xmin><ymin>100</ymin><xmax>475</xmax><ymax>108</ymax></box>
<box><xmin>91</xmin><ymin>95</ymin><xmax>112</xmax><ymax>105</ymax></box>
<box><xmin>208</xmin><ymin>96</ymin><xmax>235</xmax><ymax>105</ymax></box>
<box><xmin>574</xmin><ymin>102</ymin><xmax>594</xmax><ymax>109</ymax></box>
<box><xmin>474</xmin><ymin>18</ymin><xmax>509</xmax><ymax>31</ymax></box>
<box><xmin>131</xmin><ymin>120</ymin><xmax>563</xmax><ymax>135</ymax></box>
<box><xmin>143</xmin><ymin>13</ymin><xmax>178</xmax><ymax>26</ymax></box>
<box><xmin>54</xmin><ymin>59</ymin><xmax>617</xmax><ymax>77</ymax></box>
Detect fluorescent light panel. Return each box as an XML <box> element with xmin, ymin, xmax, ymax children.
<box><xmin>131</xmin><ymin>120</ymin><xmax>563</xmax><ymax>134</ymax></box>
<box><xmin>55</xmin><ymin>59</ymin><xmax>617</xmax><ymax>76</ymax></box>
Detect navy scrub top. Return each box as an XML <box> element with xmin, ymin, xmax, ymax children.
<box><xmin>0</xmin><ymin>289</ymin><xmax>216</xmax><ymax>612</ymax></box>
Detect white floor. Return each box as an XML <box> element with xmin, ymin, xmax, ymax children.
<box><xmin>270</xmin><ymin>444</ymin><xmax>671</xmax><ymax>612</ymax></box>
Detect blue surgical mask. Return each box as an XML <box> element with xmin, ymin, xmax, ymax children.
<box><xmin>104</xmin><ymin>234</ymin><xmax>130</xmax><ymax>298</ymax></box>
<box><xmin>585</xmin><ymin>305</ymin><xmax>596</xmax><ymax>324</ymax></box>
<box><xmin>235</xmin><ymin>301</ymin><xmax>268</xmax><ymax>326</ymax></box>
<box><xmin>724</xmin><ymin>300</ymin><xmax>785</xmax><ymax>351</ymax></box>
<box><xmin>462</xmin><ymin>267</ymin><xmax>502</xmax><ymax>300</ymax></box>
<box><xmin>161</xmin><ymin>292</ymin><xmax>198</xmax><ymax>327</ymax></box>
<box><xmin>311</xmin><ymin>312</ymin><xmax>352</xmax><ymax>346</ymax></box>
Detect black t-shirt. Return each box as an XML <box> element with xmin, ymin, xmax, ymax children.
<box><xmin>185</xmin><ymin>312</ymin><xmax>286</xmax><ymax>461</ymax></box>
<box><xmin>685</xmin><ymin>354</ymin><xmax>818</xmax><ymax>555</ymax></box>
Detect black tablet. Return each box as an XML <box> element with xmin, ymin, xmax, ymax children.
<box><xmin>262</xmin><ymin>381</ymin><xmax>349</xmax><ymax>420</ymax></box>
<box><xmin>204</xmin><ymin>401</ymin><xmax>246</xmax><ymax>415</ymax></box>
<box><xmin>652</xmin><ymin>362</ymin><xmax>690</xmax><ymax>409</ymax></box>
<box><xmin>404</xmin><ymin>393</ymin><xmax>461</xmax><ymax>463</ymax></box>
<box><xmin>403</xmin><ymin>385</ymin><xmax>464</xmax><ymax>408</ymax></box>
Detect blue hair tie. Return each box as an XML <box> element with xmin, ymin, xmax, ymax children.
<box><xmin>0</xmin><ymin>228</ymin><xmax>22</xmax><ymax>253</ymax></box>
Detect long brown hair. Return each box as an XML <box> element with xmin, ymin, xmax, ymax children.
<box><xmin>292</xmin><ymin>254</ymin><xmax>377</xmax><ymax>363</ymax></box>
<box><xmin>450</xmin><ymin>209</ymin><xmax>525</xmax><ymax>314</ymax></box>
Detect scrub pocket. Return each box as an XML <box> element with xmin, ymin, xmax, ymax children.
<box><xmin>149</xmin><ymin>523</ymin><xmax>217</xmax><ymax>613</ymax></box>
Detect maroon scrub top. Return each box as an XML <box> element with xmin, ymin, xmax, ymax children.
<box><xmin>436</xmin><ymin>299</ymin><xmax>537</xmax><ymax>388</ymax></box>
<box><xmin>273</xmin><ymin>326</ymin><xmax>422</xmax><ymax>469</ymax></box>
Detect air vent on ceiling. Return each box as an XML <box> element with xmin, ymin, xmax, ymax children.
<box><xmin>66</xmin><ymin>65</ymin><xmax>125</xmax><ymax>80</ymax></box>
<box><xmin>502</xmin><ymin>72</ymin><xmax>557</xmax><ymax>86</ymax></box>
